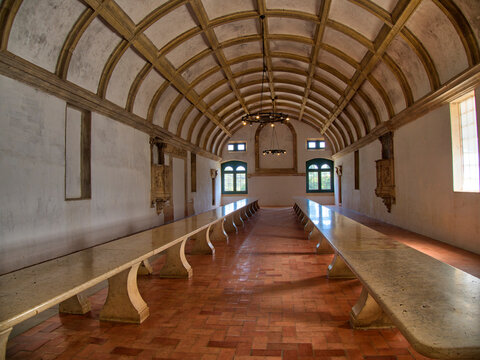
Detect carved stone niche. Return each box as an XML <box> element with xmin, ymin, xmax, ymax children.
<box><xmin>375</xmin><ymin>132</ymin><xmax>395</xmax><ymax>212</ymax></box>
<box><xmin>150</xmin><ymin>137</ymin><xmax>171</xmax><ymax>215</ymax></box>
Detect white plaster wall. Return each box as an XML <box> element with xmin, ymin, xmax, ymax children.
<box><xmin>189</xmin><ymin>154</ymin><xmax>221</xmax><ymax>213</ymax></box>
<box><xmin>172</xmin><ymin>157</ymin><xmax>185</xmax><ymax>220</ymax></box>
<box><xmin>336</xmin><ymin>102</ymin><xmax>480</xmax><ymax>254</ymax></box>
<box><xmin>221</xmin><ymin>120</ymin><xmax>335</xmax><ymax>206</ymax></box>
<box><xmin>0</xmin><ymin>75</ymin><xmax>162</xmax><ymax>274</ymax></box>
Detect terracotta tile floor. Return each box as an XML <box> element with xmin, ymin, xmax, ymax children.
<box><xmin>6</xmin><ymin>207</ymin><xmax>480</xmax><ymax>359</ymax></box>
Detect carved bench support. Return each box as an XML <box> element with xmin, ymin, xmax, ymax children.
<box><xmin>246</xmin><ymin>205</ymin><xmax>254</xmax><ymax>217</ymax></box>
<box><xmin>99</xmin><ymin>263</ymin><xmax>149</xmax><ymax>324</ymax></box>
<box><xmin>350</xmin><ymin>287</ymin><xmax>393</xmax><ymax>329</ymax></box>
<box><xmin>327</xmin><ymin>253</ymin><xmax>356</xmax><ymax>279</ymax></box>
<box><xmin>210</xmin><ymin>219</ymin><xmax>228</xmax><ymax>242</ymax></box>
<box><xmin>309</xmin><ymin>229</ymin><xmax>335</xmax><ymax>254</ymax></box>
<box><xmin>304</xmin><ymin>220</ymin><xmax>315</xmax><ymax>238</ymax></box>
<box><xmin>253</xmin><ymin>201</ymin><xmax>259</xmax><ymax>211</ymax></box>
<box><xmin>157</xmin><ymin>240</ymin><xmax>193</xmax><ymax>278</ymax></box>
<box><xmin>59</xmin><ymin>293</ymin><xmax>91</xmax><ymax>314</ymax></box>
<box><xmin>189</xmin><ymin>227</ymin><xmax>215</xmax><ymax>255</ymax></box>
<box><xmin>233</xmin><ymin>211</ymin><xmax>244</xmax><ymax>228</ymax></box>
<box><xmin>241</xmin><ymin>208</ymin><xmax>249</xmax><ymax>221</ymax></box>
<box><xmin>1</xmin><ymin>328</ymin><xmax>12</xmax><ymax>360</ymax></box>
<box><xmin>224</xmin><ymin>215</ymin><xmax>237</xmax><ymax>234</ymax></box>
<box><xmin>300</xmin><ymin>214</ymin><xmax>308</xmax><ymax>226</ymax></box>
<box><xmin>137</xmin><ymin>259</ymin><xmax>153</xmax><ymax>275</ymax></box>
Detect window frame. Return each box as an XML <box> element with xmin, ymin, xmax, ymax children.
<box><xmin>306</xmin><ymin>158</ymin><xmax>334</xmax><ymax>193</ymax></box>
<box><xmin>221</xmin><ymin>161</ymin><xmax>248</xmax><ymax>194</ymax></box>
<box><xmin>227</xmin><ymin>142</ymin><xmax>247</xmax><ymax>152</ymax></box>
<box><xmin>450</xmin><ymin>91</ymin><xmax>480</xmax><ymax>193</ymax></box>
<box><xmin>306</xmin><ymin>139</ymin><xmax>326</xmax><ymax>150</ymax></box>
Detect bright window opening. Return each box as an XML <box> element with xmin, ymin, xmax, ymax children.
<box><xmin>306</xmin><ymin>158</ymin><xmax>334</xmax><ymax>193</ymax></box>
<box><xmin>450</xmin><ymin>92</ymin><xmax>479</xmax><ymax>192</ymax></box>
<box><xmin>307</xmin><ymin>139</ymin><xmax>326</xmax><ymax>150</ymax></box>
<box><xmin>227</xmin><ymin>142</ymin><xmax>247</xmax><ymax>152</ymax></box>
<box><xmin>222</xmin><ymin>161</ymin><xmax>248</xmax><ymax>194</ymax></box>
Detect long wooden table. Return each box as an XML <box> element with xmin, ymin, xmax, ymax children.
<box><xmin>293</xmin><ymin>198</ymin><xmax>480</xmax><ymax>360</ymax></box>
<box><xmin>0</xmin><ymin>198</ymin><xmax>259</xmax><ymax>360</ymax></box>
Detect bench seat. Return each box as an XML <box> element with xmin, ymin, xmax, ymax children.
<box><xmin>0</xmin><ymin>198</ymin><xmax>259</xmax><ymax>360</ymax></box>
<box><xmin>294</xmin><ymin>198</ymin><xmax>480</xmax><ymax>360</ymax></box>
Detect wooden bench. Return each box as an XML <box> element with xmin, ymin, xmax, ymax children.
<box><xmin>0</xmin><ymin>198</ymin><xmax>259</xmax><ymax>360</ymax></box>
<box><xmin>293</xmin><ymin>198</ymin><xmax>480</xmax><ymax>360</ymax></box>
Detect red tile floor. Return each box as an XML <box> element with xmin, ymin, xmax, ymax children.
<box><xmin>6</xmin><ymin>207</ymin><xmax>480</xmax><ymax>359</ymax></box>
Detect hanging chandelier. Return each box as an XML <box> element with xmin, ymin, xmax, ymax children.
<box><xmin>241</xmin><ymin>14</ymin><xmax>290</xmax><ymax>127</ymax></box>
<box><xmin>263</xmin><ymin>123</ymin><xmax>286</xmax><ymax>156</ymax></box>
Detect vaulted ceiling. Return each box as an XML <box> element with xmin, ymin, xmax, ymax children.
<box><xmin>1</xmin><ymin>0</ymin><xmax>479</xmax><ymax>157</ymax></box>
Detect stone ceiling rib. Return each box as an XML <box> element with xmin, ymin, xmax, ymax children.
<box><xmin>297</xmin><ymin>0</ymin><xmax>331</xmax><ymax>125</ymax></box>
<box><xmin>0</xmin><ymin>0</ymin><xmax>22</xmax><ymax>50</ymax></box>
<box><xmin>189</xmin><ymin>0</ymin><xmax>250</xmax><ymax>116</ymax></box>
<box><xmin>82</xmin><ymin>0</ymin><xmax>231</xmax><ymax>137</ymax></box>
<box><xmin>126</xmin><ymin>63</ymin><xmax>152</xmax><ymax>112</ymax></box>
<box><xmin>321</xmin><ymin>0</ymin><xmax>423</xmax><ymax>135</ymax></box>
<box><xmin>257</xmin><ymin>0</ymin><xmax>276</xmax><ymax>105</ymax></box>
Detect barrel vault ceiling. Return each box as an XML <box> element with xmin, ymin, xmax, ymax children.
<box><xmin>1</xmin><ymin>0</ymin><xmax>479</xmax><ymax>157</ymax></box>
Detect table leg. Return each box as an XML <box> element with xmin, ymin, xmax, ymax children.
<box><xmin>157</xmin><ymin>239</ymin><xmax>193</xmax><ymax>278</ymax></box>
<box><xmin>350</xmin><ymin>287</ymin><xmax>393</xmax><ymax>329</ymax></box>
<box><xmin>99</xmin><ymin>263</ymin><xmax>149</xmax><ymax>323</ymax></box>
<box><xmin>327</xmin><ymin>253</ymin><xmax>356</xmax><ymax>279</ymax></box>
<box><xmin>59</xmin><ymin>293</ymin><xmax>91</xmax><ymax>314</ymax></box>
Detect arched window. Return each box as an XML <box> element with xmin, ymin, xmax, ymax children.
<box><xmin>306</xmin><ymin>158</ymin><xmax>334</xmax><ymax>193</ymax></box>
<box><xmin>222</xmin><ymin>161</ymin><xmax>247</xmax><ymax>194</ymax></box>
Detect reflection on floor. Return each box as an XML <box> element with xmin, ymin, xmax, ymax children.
<box><xmin>7</xmin><ymin>207</ymin><xmax>479</xmax><ymax>359</ymax></box>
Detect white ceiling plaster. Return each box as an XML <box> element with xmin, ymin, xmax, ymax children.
<box><xmin>223</xmin><ymin>41</ymin><xmax>262</xmax><ymax>60</ymax></box>
<box><xmin>353</xmin><ymin>93</ymin><xmax>377</xmax><ymax>131</ymax></box>
<box><xmin>372</xmin><ymin>61</ymin><xmax>406</xmax><ymax>114</ymax></box>
<box><xmin>315</xmin><ymin>68</ymin><xmax>347</xmax><ymax>92</ymax></box>
<box><xmin>133</xmin><ymin>69</ymin><xmax>166</xmax><ymax>119</ymax></box>
<box><xmin>153</xmin><ymin>86</ymin><xmax>180</xmax><ymax>127</ymax></box>
<box><xmin>266</xmin><ymin>0</ymin><xmax>321</xmax><ymax>15</ymax></box>
<box><xmin>235</xmin><ymin>73</ymin><xmax>262</xmax><ymax>87</ymax></box>
<box><xmin>8</xmin><ymin>0</ymin><xmax>86</xmax><ymax>73</ymax></box>
<box><xmin>374</xmin><ymin>0</ymin><xmax>399</xmax><ymax>13</ymax></box>
<box><xmin>361</xmin><ymin>80</ymin><xmax>389</xmax><ymax>123</ymax></box>
<box><xmin>406</xmin><ymin>0</ymin><xmax>469</xmax><ymax>84</ymax></box>
<box><xmin>213</xmin><ymin>18</ymin><xmax>259</xmax><ymax>43</ymax></box>
<box><xmin>230</xmin><ymin>58</ymin><xmax>263</xmax><ymax>74</ymax></box>
<box><xmin>182</xmin><ymin>54</ymin><xmax>220</xmax><ymax>84</ymax></box>
<box><xmin>268</xmin><ymin>17</ymin><xmax>316</xmax><ymax>39</ymax></box>
<box><xmin>270</xmin><ymin>39</ymin><xmax>312</xmax><ymax>58</ymax></box>
<box><xmin>144</xmin><ymin>5</ymin><xmax>197</xmax><ymax>50</ymax></box>
<box><xmin>168</xmin><ymin>97</ymin><xmax>191</xmax><ymax>134</ymax></box>
<box><xmin>106</xmin><ymin>47</ymin><xmax>147</xmax><ymax>108</ymax></box>
<box><xmin>180</xmin><ymin>108</ymin><xmax>200</xmax><ymax>139</ymax></box>
<box><xmin>202</xmin><ymin>0</ymin><xmax>255</xmax><ymax>20</ymax></box>
<box><xmin>115</xmin><ymin>0</ymin><xmax>168</xmax><ymax>24</ymax></box>
<box><xmin>203</xmin><ymin>83</ymin><xmax>231</xmax><ymax>105</ymax></box>
<box><xmin>386</xmin><ymin>35</ymin><xmax>430</xmax><ymax>101</ymax></box>
<box><xmin>323</xmin><ymin>27</ymin><xmax>368</xmax><ymax>63</ymax></box>
<box><xmin>317</xmin><ymin>50</ymin><xmax>356</xmax><ymax>78</ymax></box>
<box><xmin>193</xmin><ymin>71</ymin><xmax>226</xmax><ymax>94</ymax></box>
<box><xmin>329</xmin><ymin>0</ymin><xmax>384</xmax><ymax>41</ymax></box>
<box><xmin>272</xmin><ymin>58</ymin><xmax>309</xmax><ymax>72</ymax></box>
<box><xmin>67</xmin><ymin>17</ymin><xmax>122</xmax><ymax>93</ymax></box>
<box><xmin>166</xmin><ymin>33</ymin><xmax>210</xmax><ymax>69</ymax></box>
<box><xmin>273</xmin><ymin>71</ymin><xmax>307</xmax><ymax>85</ymax></box>
<box><xmin>455</xmin><ymin>0</ymin><xmax>480</xmax><ymax>44</ymax></box>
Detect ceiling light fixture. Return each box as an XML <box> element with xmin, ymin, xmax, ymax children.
<box><xmin>241</xmin><ymin>14</ymin><xmax>290</xmax><ymax>126</ymax></box>
<box><xmin>262</xmin><ymin>123</ymin><xmax>286</xmax><ymax>156</ymax></box>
